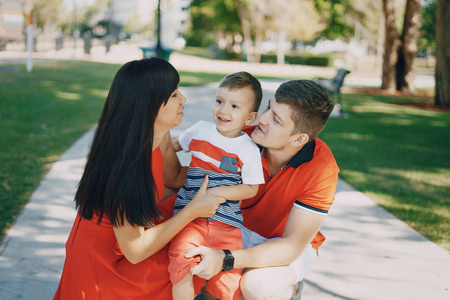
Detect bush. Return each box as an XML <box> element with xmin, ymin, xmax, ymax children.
<box><xmin>220</xmin><ymin>50</ymin><xmax>242</xmax><ymax>61</ymax></box>
<box><xmin>260</xmin><ymin>53</ymin><xmax>331</xmax><ymax>67</ymax></box>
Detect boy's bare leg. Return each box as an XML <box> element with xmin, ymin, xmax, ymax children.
<box><xmin>173</xmin><ymin>272</ymin><xmax>195</xmax><ymax>300</ymax></box>
<box><xmin>240</xmin><ymin>265</ymin><xmax>298</xmax><ymax>300</ymax></box>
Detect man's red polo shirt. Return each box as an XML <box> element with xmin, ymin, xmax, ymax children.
<box><xmin>241</xmin><ymin>126</ymin><xmax>339</xmax><ymax>249</ymax></box>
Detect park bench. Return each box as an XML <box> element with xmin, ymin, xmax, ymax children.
<box><xmin>313</xmin><ymin>68</ymin><xmax>350</xmax><ymax>117</ymax></box>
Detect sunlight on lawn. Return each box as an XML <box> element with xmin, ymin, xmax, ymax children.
<box><xmin>371</xmin><ymin>168</ymin><xmax>450</xmax><ymax>188</ymax></box>
<box><xmin>338</xmin><ymin>133</ymin><xmax>376</xmax><ymax>141</ymax></box>
<box><xmin>56</xmin><ymin>91</ymin><xmax>81</xmax><ymax>101</ymax></box>
<box><xmin>377</xmin><ymin>116</ymin><xmax>415</xmax><ymax>126</ymax></box>
<box><xmin>89</xmin><ymin>88</ymin><xmax>109</xmax><ymax>98</ymax></box>
<box><xmin>351</xmin><ymin>100</ymin><xmax>439</xmax><ymax>117</ymax></box>
<box><xmin>41</xmin><ymin>80</ymin><xmax>55</xmax><ymax>87</ymax></box>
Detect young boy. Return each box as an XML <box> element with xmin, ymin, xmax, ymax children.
<box><xmin>168</xmin><ymin>72</ymin><xmax>264</xmax><ymax>300</ymax></box>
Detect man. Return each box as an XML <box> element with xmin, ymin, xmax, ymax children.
<box><xmin>185</xmin><ymin>80</ymin><xmax>339</xmax><ymax>299</ymax></box>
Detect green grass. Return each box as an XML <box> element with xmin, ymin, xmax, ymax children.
<box><xmin>320</xmin><ymin>93</ymin><xmax>450</xmax><ymax>251</ymax></box>
<box><xmin>0</xmin><ymin>60</ymin><xmax>230</xmax><ymax>241</ymax></box>
<box><xmin>178</xmin><ymin>70</ymin><xmax>229</xmax><ymax>86</ymax></box>
<box><xmin>0</xmin><ymin>61</ymin><xmax>118</xmax><ymax>239</ymax></box>
<box><xmin>175</xmin><ymin>46</ymin><xmax>212</xmax><ymax>59</ymax></box>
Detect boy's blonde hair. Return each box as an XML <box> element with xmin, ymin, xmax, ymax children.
<box><xmin>219</xmin><ymin>71</ymin><xmax>263</xmax><ymax>112</ymax></box>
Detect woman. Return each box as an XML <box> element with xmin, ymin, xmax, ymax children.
<box><xmin>54</xmin><ymin>58</ymin><xmax>224</xmax><ymax>299</ymax></box>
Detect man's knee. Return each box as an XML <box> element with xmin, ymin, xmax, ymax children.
<box><xmin>240</xmin><ymin>270</ymin><xmax>273</xmax><ymax>300</ymax></box>
<box><xmin>240</xmin><ymin>268</ymin><xmax>297</xmax><ymax>300</ymax></box>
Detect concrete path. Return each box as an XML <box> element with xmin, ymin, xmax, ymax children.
<box><xmin>0</xmin><ymin>43</ymin><xmax>448</xmax><ymax>299</ymax></box>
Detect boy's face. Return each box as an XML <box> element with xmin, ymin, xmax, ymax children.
<box><xmin>212</xmin><ymin>86</ymin><xmax>257</xmax><ymax>138</ymax></box>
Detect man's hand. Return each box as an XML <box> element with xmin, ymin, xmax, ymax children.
<box><xmin>185</xmin><ymin>246</ymin><xmax>225</xmax><ymax>280</ymax></box>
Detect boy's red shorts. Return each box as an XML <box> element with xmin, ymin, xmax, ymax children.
<box><xmin>168</xmin><ymin>218</ymin><xmax>243</xmax><ymax>300</ymax></box>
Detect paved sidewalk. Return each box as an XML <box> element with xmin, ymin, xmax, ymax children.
<box><xmin>0</xmin><ymin>81</ymin><xmax>449</xmax><ymax>299</ymax></box>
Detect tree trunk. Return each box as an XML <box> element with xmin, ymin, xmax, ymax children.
<box><xmin>435</xmin><ymin>0</ymin><xmax>450</xmax><ymax>107</ymax></box>
<box><xmin>254</xmin><ymin>29</ymin><xmax>263</xmax><ymax>63</ymax></box>
<box><xmin>277</xmin><ymin>30</ymin><xmax>286</xmax><ymax>65</ymax></box>
<box><xmin>375</xmin><ymin>14</ymin><xmax>385</xmax><ymax>76</ymax></box>
<box><xmin>426</xmin><ymin>46</ymin><xmax>432</xmax><ymax>68</ymax></box>
<box><xmin>381</xmin><ymin>0</ymin><xmax>399</xmax><ymax>91</ymax></box>
<box><xmin>225</xmin><ymin>32</ymin><xmax>234</xmax><ymax>52</ymax></box>
<box><xmin>396</xmin><ymin>0</ymin><xmax>421</xmax><ymax>94</ymax></box>
<box><xmin>396</xmin><ymin>43</ymin><xmax>406</xmax><ymax>91</ymax></box>
<box><xmin>235</xmin><ymin>0</ymin><xmax>255</xmax><ymax>63</ymax></box>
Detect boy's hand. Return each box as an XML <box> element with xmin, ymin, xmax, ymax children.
<box><xmin>206</xmin><ymin>186</ymin><xmax>224</xmax><ymax>198</ymax></box>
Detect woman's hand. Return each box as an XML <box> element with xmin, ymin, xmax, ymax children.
<box><xmin>185</xmin><ymin>175</ymin><xmax>226</xmax><ymax>218</ymax></box>
<box><xmin>113</xmin><ymin>176</ymin><xmax>224</xmax><ymax>264</ymax></box>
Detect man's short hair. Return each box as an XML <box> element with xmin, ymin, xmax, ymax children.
<box><xmin>219</xmin><ymin>71</ymin><xmax>263</xmax><ymax>112</ymax></box>
<box><xmin>275</xmin><ymin>80</ymin><xmax>334</xmax><ymax>141</ymax></box>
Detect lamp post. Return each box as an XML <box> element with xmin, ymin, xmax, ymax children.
<box><xmin>26</xmin><ymin>9</ymin><xmax>33</xmax><ymax>73</ymax></box>
<box><xmin>73</xmin><ymin>0</ymin><xmax>78</xmax><ymax>58</ymax></box>
<box><xmin>156</xmin><ymin>0</ymin><xmax>162</xmax><ymax>58</ymax></box>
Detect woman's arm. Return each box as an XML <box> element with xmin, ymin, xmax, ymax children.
<box><xmin>160</xmin><ymin>132</ymin><xmax>187</xmax><ymax>189</ymax></box>
<box><xmin>171</xmin><ymin>136</ymin><xmax>182</xmax><ymax>152</ymax></box>
<box><xmin>113</xmin><ymin>176</ymin><xmax>225</xmax><ymax>264</ymax></box>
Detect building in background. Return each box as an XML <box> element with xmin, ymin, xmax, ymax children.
<box><xmin>0</xmin><ymin>0</ymin><xmax>23</xmax><ymax>50</ymax></box>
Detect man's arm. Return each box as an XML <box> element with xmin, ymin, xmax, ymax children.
<box><xmin>186</xmin><ymin>205</ymin><xmax>326</xmax><ymax>279</ymax></box>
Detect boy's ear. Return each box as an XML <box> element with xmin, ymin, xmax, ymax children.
<box><xmin>245</xmin><ymin>112</ymin><xmax>258</xmax><ymax>125</ymax></box>
<box><xmin>291</xmin><ymin>133</ymin><xmax>309</xmax><ymax>147</ymax></box>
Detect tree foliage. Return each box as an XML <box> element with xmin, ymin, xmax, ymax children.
<box><xmin>76</xmin><ymin>0</ymin><xmax>111</xmax><ymax>36</ymax></box>
<box><xmin>183</xmin><ymin>0</ymin><xmax>240</xmax><ymax>47</ymax></box>
<box><xmin>234</xmin><ymin>0</ymin><xmax>326</xmax><ymax>63</ymax></box>
<box><xmin>267</xmin><ymin>0</ymin><xmax>325</xmax><ymax>42</ymax></box>
<box><xmin>184</xmin><ymin>0</ymin><xmax>328</xmax><ymax>61</ymax></box>
<box><xmin>418</xmin><ymin>0</ymin><xmax>436</xmax><ymax>51</ymax></box>
<box><xmin>313</xmin><ymin>0</ymin><xmax>354</xmax><ymax>40</ymax></box>
<box><xmin>22</xmin><ymin>0</ymin><xmax>64</xmax><ymax>34</ymax></box>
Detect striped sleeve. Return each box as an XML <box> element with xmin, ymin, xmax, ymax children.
<box><xmin>292</xmin><ymin>169</ymin><xmax>338</xmax><ymax>216</ymax></box>
<box><xmin>293</xmin><ymin>201</ymin><xmax>329</xmax><ymax>215</ymax></box>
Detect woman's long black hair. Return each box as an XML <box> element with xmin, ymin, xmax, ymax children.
<box><xmin>75</xmin><ymin>57</ymin><xmax>180</xmax><ymax>227</ymax></box>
